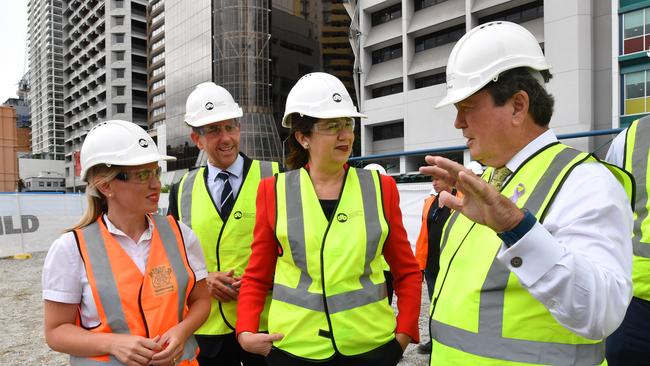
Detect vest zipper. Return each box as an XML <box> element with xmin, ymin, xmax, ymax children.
<box><xmin>138</xmin><ymin>282</ymin><xmax>150</xmax><ymax>338</ymax></box>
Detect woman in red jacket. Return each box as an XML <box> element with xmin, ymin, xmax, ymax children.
<box><xmin>236</xmin><ymin>73</ymin><xmax>421</xmax><ymax>366</ymax></box>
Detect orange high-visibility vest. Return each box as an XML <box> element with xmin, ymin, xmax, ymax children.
<box><xmin>72</xmin><ymin>215</ymin><xmax>199</xmax><ymax>365</ymax></box>
<box><xmin>415</xmin><ymin>195</ymin><xmax>437</xmax><ymax>270</ymax></box>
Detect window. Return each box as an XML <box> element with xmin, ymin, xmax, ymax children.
<box><xmin>113</xmin><ymin>68</ymin><xmax>125</xmax><ymax>78</ymax></box>
<box><xmin>152</xmin><ymin>51</ymin><xmax>165</xmax><ymax>64</ymax></box>
<box><xmin>415</xmin><ymin>25</ymin><xmax>465</xmax><ymax>52</ymax></box>
<box><xmin>152</xmin><ymin>37</ymin><xmax>165</xmax><ymax>51</ymax></box>
<box><xmin>39</xmin><ymin>181</ymin><xmax>45</xmax><ymax>187</ymax></box>
<box><xmin>152</xmin><ymin>12</ymin><xmax>164</xmax><ymax>25</ymax></box>
<box><xmin>415</xmin><ymin>0</ymin><xmax>448</xmax><ymax>11</ymax></box>
<box><xmin>152</xmin><ymin>106</ymin><xmax>166</xmax><ymax>117</ymax></box>
<box><xmin>115</xmin><ymin>86</ymin><xmax>125</xmax><ymax>95</ymax></box>
<box><xmin>415</xmin><ymin>72</ymin><xmax>446</xmax><ymax>89</ymax></box>
<box><xmin>152</xmin><ymin>65</ymin><xmax>165</xmax><ymax>77</ymax></box>
<box><xmin>623</xmin><ymin>71</ymin><xmax>650</xmax><ymax>115</ymax></box>
<box><xmin>47</xmin><ymin>182</ymin><xmax>52</xmax><ymax>187</ymax></box>
<box><xmin>373</xmin><ymin>122</ymin><xmax>404</xmax><ymax>141</ymax></box>
<box><xmin>371</xmin><ymin>4</ymin><xmax>401</xmax><ymax>26</ymax></box>
<box><xmin>113</xmin><ymin>16</ymin><xmax>124</xmax><ymax>26</ymax></box>
<box><xmin>622</xmin><ymin>9</ymin><xmax>650</xmax><ymax>55</ymax></box>
<box><xmin>152</xmin><ymin>79</ymin><xmax>165</xmax><ymax>90</ymax></box>
<box><xmin>114</xmin><ymin>33</ymin><xmax>124</xmax><ymax>44</ymax></box>
<box><xmin>114</xmin><ymin>103</ymin><xmax>126</xmax><ymax>113</ymax></box>
<box><xmin>152</xmin><ymin>24</ymin><xmax>165</xmax><ymax>38</ymax></box>
<box><xmin>372</xmin><ymin>83</ymin><xmax>403</xmax><ymax>98</ymax></box>
<box><xmin>114</xmin><ymin>0</ymin><xmax>124</xmax><ymax>8</ymax></box>
<box><xmin>152</xmin><ymin>92</ymin><xmax>165</xmax><ymax>103</ymax></box>
<box><xmin>478</xmin><ymin>0</ymin><xmax>543</xmax><ymax>25</ymax></box>
<box><xmin>114</xmin><ymin>51</ymin><xmax>125</xmax><ymax>60</ymax></box>
<box><xmin>372</xmin><ymin>43</ymin><xmax>402</xmax><ymax>64</ymax></box>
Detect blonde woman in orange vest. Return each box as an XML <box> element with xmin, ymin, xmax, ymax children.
<box><xmin>42</xmin><ymin>120</ymin><xmax>211</xmax><ymax>366</ymax></box>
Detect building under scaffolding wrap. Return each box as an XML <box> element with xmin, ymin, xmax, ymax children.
<box><xmin>212</xmin><ymin>0</ymin><xmax>283</xmax><ymax>162</ymax></box>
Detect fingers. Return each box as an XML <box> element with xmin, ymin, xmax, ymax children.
<box><xmin>438</xmin><ymin>191</ymin><xmax>463</xmax><ymax>211</ymax></box>
<box><xmin>266</xmin><ymin>333</ymin><xmax>284</xmax><ymax>342</ymax></box>
<box><xmin>207</xmin><ymin>271</ymin><xmax>239</xmax><ymax>301</ymax></box>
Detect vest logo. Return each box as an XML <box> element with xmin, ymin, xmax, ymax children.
<box><xmin>233</xmin><ymin>211</ymin><xmax>243</xmax><ymax>220</ymax></box>
<box><xmin>205</xmin><ymin>102</ymin><xmax>214</xmax><ymax>110</ymax></box>
<box><xmin>332</xmin><ymin>93</ymin><xmax>342</xmax><ymax>103</ymax></box>
<box><xmin>336</xmin><ymin>213</ymin><xmax>348</xmax><ymax>223</ymax></box>
<box><xmin>149</xmin><ymin>265</ymin><xmax>175</xmax><ymax>296</ymax></box>
<box><xmin>138</xmin><ymin>138</ymin><xmax>148</xmax><ymax>148</ymax></box>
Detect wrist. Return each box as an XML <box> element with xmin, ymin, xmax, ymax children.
<box><xmin>497</xmin><ymin>208</ymin><xmax>536</xmax><ymax>247</ymax></box>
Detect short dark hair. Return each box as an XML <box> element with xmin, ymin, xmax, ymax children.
<box><xmin>481</xmin><ymin>67</ymin><xmax>554</xmax><ymax>126</ymax></box>
<box><xmin>285</xmin><ymin>114</ymin><xmax>317</xmax><ymax>170</ymax></box>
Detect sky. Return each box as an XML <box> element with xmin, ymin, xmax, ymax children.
<box><xmin>0</xmin><ymin>1</ymin><xmax>28</xmax><ymax>103</ymax></box>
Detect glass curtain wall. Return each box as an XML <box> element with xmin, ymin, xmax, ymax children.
<box><xmin>213</xmin><ymin>0</ymin><xmax>282</xmax><ymax>162</ymax></box>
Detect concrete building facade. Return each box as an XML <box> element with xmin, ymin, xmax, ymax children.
<box><xmin>61</xmin><ymin>0</ymin><xmax>149</xmax><ymax>190</ymax></box>
<box><xmin>346</xmin><ymin>0</ymin><xmax>616</xmax><ymax>174</ymax></box>
<box><xmin>147</xmin><ymin>0</ymin><xmax>166</xmax><ymax>129</ymax></box>
<box><xmin>27</xmin><ymin>0</ymin><xmax>65</xmax><ymax>162</ymax></box>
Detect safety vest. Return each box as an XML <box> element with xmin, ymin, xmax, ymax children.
<box><xmin>72</xmin><ymin>215</ymin><xmax>199</xmax><ymax>366</ymax></box>
<box><xmin>430</xmin><ymin>143</ymin><xmax>634</xmax><ymax>366</ymax></box>
<box><xmin>177</xmin><ymin>159</ymin><xmax>278</xmax><ymax>335</ymax></box>
<box><xmin>624</xmin><ymin>118</ymin><xmax>650</xmax><ymax>301</ymax></box>
<box><xmin>270</xmin><ymin>168</ymin><xmax>396</xmax><ymax>360</ymax></box>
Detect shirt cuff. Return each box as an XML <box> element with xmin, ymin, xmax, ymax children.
<box><xmin>496</xmin><ymin>222</ymin><xmax>566</xmax><ymax>287</ymax></box>
<box><xmin>43</xmin><ymin>289</ymin><xmax>81</xmax><ymax>304</ymax></box>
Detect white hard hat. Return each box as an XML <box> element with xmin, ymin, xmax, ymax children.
<box><xmin>466</xmin><ymin>161</ymin><xmax>484</xmax><ymax>175</ymax></box>
<box><xmin>363</xmin><ymin>163</ymin><xmax>387</xmax><ymax>175</ymax></box>
<box><xmin>80</xmin><ymin>120</ymin><xmax>176</xmax><ymax>181</ymax></box>
<box><xmin>184</xmin><ymin>82</ymin><xmax>243</xmax><ymax>127</ymax></box>
<box><xmin>435</xmin><ymin>21</ymin><xmax>550</xmax><ymax>108</ymax></box>
<box><xmin>281</xmin><ymin>72</ymin><xmax>366</xmax><ymax>128</ymax></box>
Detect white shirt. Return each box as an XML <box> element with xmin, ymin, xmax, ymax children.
<box><xmin>42</xmin><ymin>215</ymin><xmax>208</xmax><ymax>328</ymax></box>
<box><xmin>494</xmin><ymin>129</ymin><xmax>633</xmax><ymax>340</ymax></box>
<box><xmin>206</xmin><ymin>154</ymin><xmax>244</xmax><ymax>211</ymax></box>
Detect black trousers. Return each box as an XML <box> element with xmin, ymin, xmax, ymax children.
<box><xmin>196</xmin><ymin>333</ymin><xmax>266</xmax><ymax>366</ymax></box>
<box><xmin>265</xmin><ymin>338</ymin><xmax>404</xmax><ymax>366</ymax></box>
<box><xmin>606</xmin><ymin>296</ymin><xmax>650</xmax><ymax>366</ymax></box>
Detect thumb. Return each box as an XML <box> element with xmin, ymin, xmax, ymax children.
<box><xmin>266</xmin><ymin>333</ymin><xmax>284</xmax><ymax>342</ymax></box>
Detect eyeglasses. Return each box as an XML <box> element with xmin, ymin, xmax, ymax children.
<box><xmin>115</xmin><ymin>167</ymin><xmax>162</xmax><ymax>184</ymax></box>
<box><xmin>196</xmin><ymin>122</ymin><xmax>240</xmax><ymax>136</ymax></box>
<box><xmin>312</xmin><ymin>118</ymin><xmax>355</xmax><ymax>135</ymax></box>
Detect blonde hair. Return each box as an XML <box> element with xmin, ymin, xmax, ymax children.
<box><xmin>67</xmin><ymin>165</ymin><xmax>120</xmax><ymax>232</ymax></box>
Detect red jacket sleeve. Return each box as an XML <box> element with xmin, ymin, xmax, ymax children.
<box><xmin>236</xmin><ymin>176</ymin><xmax>278</xmax><ymax>335</ymax></box>
<box><xmin>380</xmin><ymin>175</ymin><xmax>422</xmax><ymax>343</ymax></box>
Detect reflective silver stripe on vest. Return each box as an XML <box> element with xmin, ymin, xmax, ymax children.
<box><xmin>434</xmin><ymin>147</ymin><xmax>605</xmax><ymax>365</ymax></box>
<box><xmin>272</xmin><ymin>169</ymin><xmax>387</xmax><ymax>314</ymax></box>
<box><xmin>631</xmin><ymin>119</ymin><xmax>650</xmax><ymax>257</ymax></box>
<box><xmin>259</xmin><ymin>161</ymin><xmax>274</xmax><ymax>179</ymax></box>
<box><xmin>73</xmin><ymin>217</ymin><xmax>198</xmax><ymax>365</ymax></box>
<box><xmin>439</xmin><ymin>210</ymin><xmax>461</xmax><ymax>253</ymax></box>
<box><xmin>179</xmin><ymin>169</ymin><xmax>201</xmax><ymax>228</ymax></box>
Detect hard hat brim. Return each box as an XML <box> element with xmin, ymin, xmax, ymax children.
<box><xmin>80</xmin><ymin>153</ymin><xmax>177</xmax><ymax>182</ymax></box>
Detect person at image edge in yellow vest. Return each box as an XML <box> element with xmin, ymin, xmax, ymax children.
<box><xmin>605</xmin><ymin>117</ymin><xmax>650</xmax><ymax>365</ymax></box>
<box><xmin>167</xmin><ymin>82</ymin><xmax>280</xmax><ymax>366</ymax></box>
<box><xmin>42</xmin><ymin>120</ymin><xmax>211</xmax><ymax>366</ymax></box>
<box><xmin>419</xmin><ymin>21</ymin><xmax>635</xmax><ymax>365</ymax></box>
<box><xmin>236</xmin><ymin>72</ymin><xmax>422</xmax><ymax>366</ymax></box>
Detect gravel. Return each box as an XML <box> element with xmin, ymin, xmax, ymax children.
<box><xmin>0</xmin><ymin>252</ymin><xmax>430</xmax><ymax>365</ymax></box>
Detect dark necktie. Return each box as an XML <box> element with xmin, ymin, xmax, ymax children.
<box><xmin>217</xmin><ymin>171</ymin><xmax>234</xmax><ymax>219</ymax></box>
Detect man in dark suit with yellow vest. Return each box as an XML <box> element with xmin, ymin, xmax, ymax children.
<box><xmin>168</xmin><ymin>82</ymin><xmax>279</xmax><ymax>366</ymax></box>
<box><xmin>419</xmin><ymin>21</ymin><xmax>635</xmax><ymax>365</ymax></box>
<box><xmin>605</xmin><ymin>117</ymin><xmax>650</xmax><ymax>365</ymax></box>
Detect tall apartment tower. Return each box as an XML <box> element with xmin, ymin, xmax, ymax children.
<box><xmin>27</xmin><ymin>0</ymin><xmax>65</xmax><ymax>161</ymax></box>
<box><xmin>147</xmin><ymin>0</ymin><xmax>165</xmax><ymax>129</ymax></box>
<box><xmin>346</xmin><ymin>0</ymin><xmax>613</xmax><ymax>174</ymax></box>
<box><xmin>62</xmin><ymin>0</ymin><xmax>149</xmax><ymax>190</ymax></box>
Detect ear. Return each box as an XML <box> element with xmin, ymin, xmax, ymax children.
<box><xmin>294</xmin><ymin>131</ymin><xmax>309</xmax><ymax>147</ymax></box>
<box><xmin>95</xmin><ymin>180</ymin><xmax>114</xmax><ymax>199</ymax></box>
<box><xmin>190</xmin><ymin>131</ymin><xmax>205</xmax><ymax>150</ymax></box>
<box><xmin>511</xmin><ymin>91</ymin><xmax>530</xmax><ymax>126</ymax></box>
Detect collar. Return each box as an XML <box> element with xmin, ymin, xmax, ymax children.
<box><xmin>102</xmin><ymin>214</ymin><xmax>154</xmax><ymax>243</ymax></box>
<box><xmin>503</xmin><ymin>129</ymin><xmax>557</xmax><ymax>173</ymax></box>
<box><xmin>207</xmin><ymin>154</ymin><xmax>244</xmax><ymax>179</ymax></box>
